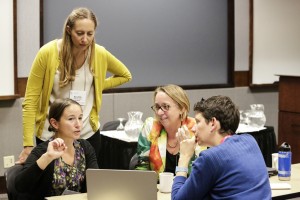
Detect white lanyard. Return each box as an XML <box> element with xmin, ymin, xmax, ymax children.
<box><xmin>70</xmin><ymin>63</ymin><xmax>87</xmax><ymax>106</ymax></box>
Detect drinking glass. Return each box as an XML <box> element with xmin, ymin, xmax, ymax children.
<box><xmin>116</xmin><ymin>118</ymin><xmax>125</xmax><ymax>131</ymax></box>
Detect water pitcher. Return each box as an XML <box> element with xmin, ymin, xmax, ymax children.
<box><xmin>248</xmin><ymin>104</ymin><xmax>266</xmax><ymax>128</ymax></box>
<box><xmin>124</xmin><ymin>111</ymin><xmax>143</xmax><ymax>140</ymax></box>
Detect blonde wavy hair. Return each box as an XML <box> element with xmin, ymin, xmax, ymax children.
<box><xmin>59</xmin><ymin>7</ymin><xmax>97</xmax><ymax>87</ymax></box>
<box><xmin>153</xmin><ymin>84</ymin><xmax>190</xmax><ymax>121</ymax></box>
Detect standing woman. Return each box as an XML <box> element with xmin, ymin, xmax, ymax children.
<box><xmin>18</xmin><ymin>7</ymin><xmax>132</xmax><ymax>165</ymax></box>
<box><xmin>15</xmin><ymin>98</ymin><xmax>98</xmax><ymax>199</ymax></box>
<box><xmin>135</xmin><ymin>84</ymin><xmax>196</xmax><ymax>175</ymax></box>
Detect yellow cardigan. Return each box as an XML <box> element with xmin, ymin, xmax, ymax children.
<box><xmin>22</xmin><ymin>40</ymin><xmax>132</xmax><ymax>146</ymax></box>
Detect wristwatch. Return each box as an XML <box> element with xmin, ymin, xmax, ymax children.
<box><xmin>175</xmin><ymin>166</ymin><xmax>188</xmax><ymax>174</ymax></box>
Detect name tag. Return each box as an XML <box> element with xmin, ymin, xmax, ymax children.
<box><xmin>70</xmin><ymin>90</ymin><xmax>87</xmax><ymax>106</ymax></box>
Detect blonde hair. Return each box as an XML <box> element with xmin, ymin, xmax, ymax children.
<box><xmin>153</xmin><ymin>84</ymin><xmax>190</xmax><ymax>120</ymax></box>
<box><xmin>59</xmin><ymin>7</ymin><xmax>97</xmax><ymax>87</ymax></box>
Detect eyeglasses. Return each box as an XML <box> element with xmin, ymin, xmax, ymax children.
<box><xmin>151</xmin><ymin>104</ymin><xmax>171</xmax><ymax>112</ymax></box>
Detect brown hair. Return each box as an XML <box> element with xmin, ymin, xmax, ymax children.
<box><xmin>48</xmin><ymin>98</ymin><xmax>82</xmax><ymax>132</ymax></box>
<box><xmin>193</xmin><ymin>95</ymin><xmax>240</xmax><ymax>135</ymax></box>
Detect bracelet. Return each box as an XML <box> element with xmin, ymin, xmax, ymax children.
<box><xmin>175</xmin><ymin>166</ymin><xmax>188</xmax><ymax>174</ymax></box>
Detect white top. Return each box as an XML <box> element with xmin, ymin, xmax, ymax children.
<box><xmin>41</xmin><ymin>50</ymin><xmax>98</xmax><ymax>141</ymax></box>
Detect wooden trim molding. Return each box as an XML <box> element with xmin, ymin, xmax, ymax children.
<box><xmin>17</xmin><ymin>77</ymin><xmax>27</xmax><ymax>97</ymax></box>
<box><xmin>234</xmin><ymin>71</ymin><xmax>250</xmax><ymax>87</ymax></box>
<box><xmin>0</xmin><ymin>95</ymin><xmax>20</xmax><ymax>100</ymax></box>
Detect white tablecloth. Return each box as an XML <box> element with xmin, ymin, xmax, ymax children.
<box><xmin>236</xmin><ymin>124</ymin><xmax>266</xmax><ymax>133</ymax></box>
<box><xmin>102</xmin><ymin>125</ymin><xmax>267</xmax><ymax>142</ymax></box>
<box><xmin>101</xmin><ymin>130</ymin><xmax>138</xmax><ymax>142</ymax></box>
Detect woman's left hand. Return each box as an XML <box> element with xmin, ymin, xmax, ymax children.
<box><xmin>37</xmin><ymin>138</ymin><xmax>68</xmax><ymax>170</ymax></box>
<box><xmin>176</xmin><ymin>125</ymin><xmax>196</xmax><ymax>158</ymax></box>
<box><xmin>47</xmin><ymin>138</ymin><xmax>68</xmax><ymax>160</ymax></box>
<box><xmin>179</xmin><ymin>136</ymin><xmax>196</xmax><ymax>159</ymax></box>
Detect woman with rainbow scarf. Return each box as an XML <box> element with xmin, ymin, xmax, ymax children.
<box><xmin>135</xmin><ymin>84</ymin><xmax>197</xmax><ymax>177</ymax></box>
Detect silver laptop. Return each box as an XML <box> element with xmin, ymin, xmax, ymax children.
<box><xmin>86</xmin><ymin>169</ymin><xmax>158</xmax><ymax>200</ymax></box>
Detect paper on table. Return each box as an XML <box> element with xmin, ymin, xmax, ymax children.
<box><xmin>270</xmin><ymin>183</ymin><xmax>291</xmax><ymax>190</ymax></box>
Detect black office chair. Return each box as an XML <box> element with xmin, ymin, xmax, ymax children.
<box><xmin>129</xmin><ymin>153</ymin><xmax>138</xmax><ymax>170</ymax></box>
<box><xmin>101</xmin><ymin>120</ymin><xmax>127</xmax><ymax>131</ymax></box>
<box><xmin>4</xmin><ymin>164</ymin><xmax>30</xmax><ymax>200</ymax></box>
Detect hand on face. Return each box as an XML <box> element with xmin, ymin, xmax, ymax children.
<box><xmin>176</xmin><ymin>125</ymin><xmax>192</xmax><ymax>142</ymax></box>
<box><xmin>176</xmin><ymin>125</ymin><xmax>196</xmax><ymax>159</ymax></box>
<box><xmin>47</xmin><ymin>138</ymin><xmax>67</xmax><ymax>159</ymax></box>
<box><xmin>179</xmin><ymin>136</ymin><xmax>196</xmax><ymax>159</ymax></box>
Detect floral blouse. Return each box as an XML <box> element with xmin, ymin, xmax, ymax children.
<box><xmin>50</xmin><ymin>140</ymin><xmax>86</xmax><ymax>196</ymax></box>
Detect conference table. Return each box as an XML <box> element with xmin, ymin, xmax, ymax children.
<box><xmin>98</xmin><ymin>125</ymin><xmax>277</xmax><ymax>170</ymax></box>
<box><xmin>270</xmin><ymin>163</ymin><xmax>300</xmax><ymax>199</ymax></box>
<box><xmin>46</xmin><ymin>164</ymin><xmax>300</xmax><ymax>200</ymax></box>
<box><xmin>45</xmin><ymin>185</ymin><xmax>170</xmax><ymax>200</ymax></box>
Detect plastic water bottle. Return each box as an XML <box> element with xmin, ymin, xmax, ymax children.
<box><xmin>278</xmin><ymin>142</ymin><xmax>292</xmax><ymax>181</ymax></box>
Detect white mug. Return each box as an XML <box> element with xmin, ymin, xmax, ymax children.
<box><xmin>159</xmin><ymin>172</ymin><xmax>174</xmax><ymax>193</ymax></box>
<box><xmin>272</xmin><ymin>153</ymin><xmax>278</xmax><ymax>170</ymax></box>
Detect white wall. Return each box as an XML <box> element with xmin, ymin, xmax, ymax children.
<box><xmin>0</xmin><ymin>0</ymin><xmax>15</xmax><ymax>96</ymax></box>
<box><xmin>252</xmin><ymin>0</ymin><xmax>300</xmax><ymax>84</ymax></box>
<box><xmin>17</xmin><ymin>0</ymin><xmax>40</xmax><ymax>77</ymax></box>
<box><xmin>234</xmin><ymin>0</ymin><xmax>249</xmax><ymax>71</ymax></box>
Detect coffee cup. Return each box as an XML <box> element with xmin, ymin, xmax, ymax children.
<box><xmin>272</xmin><ymin>153</ymin><xmax>278</xmax><ymax>170</ymax></box>
<box><xmin>159</xmin><ymin>172</ymin><xmax>174</xmax><ymax>193</ymax></box>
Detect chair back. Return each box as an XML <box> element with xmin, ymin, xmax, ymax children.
<box><xmin>129</xmin><ymin>153</ymin><xmax>138</xmax><ymax>170</ymax></box>
<box><xmin>101</xmin><ymin>120</ymin><xmax>127</xmax><ymax>131</ymax></box>
<box><xmin>5</xmin><ymin>164</ymin><xmax>30</xmax><ymax>200</ymax></box>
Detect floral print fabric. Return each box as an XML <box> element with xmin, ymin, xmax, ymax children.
<box><xmin>50</xmin><ymin>140</ymin><xmax>86</xmax><ymax>196</ymax></box>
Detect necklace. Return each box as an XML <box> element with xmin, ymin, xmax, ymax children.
<box><xmin>167</xmin><ymin>140</ymin><xmax>178</xmax><ymax>148</ymax></box>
